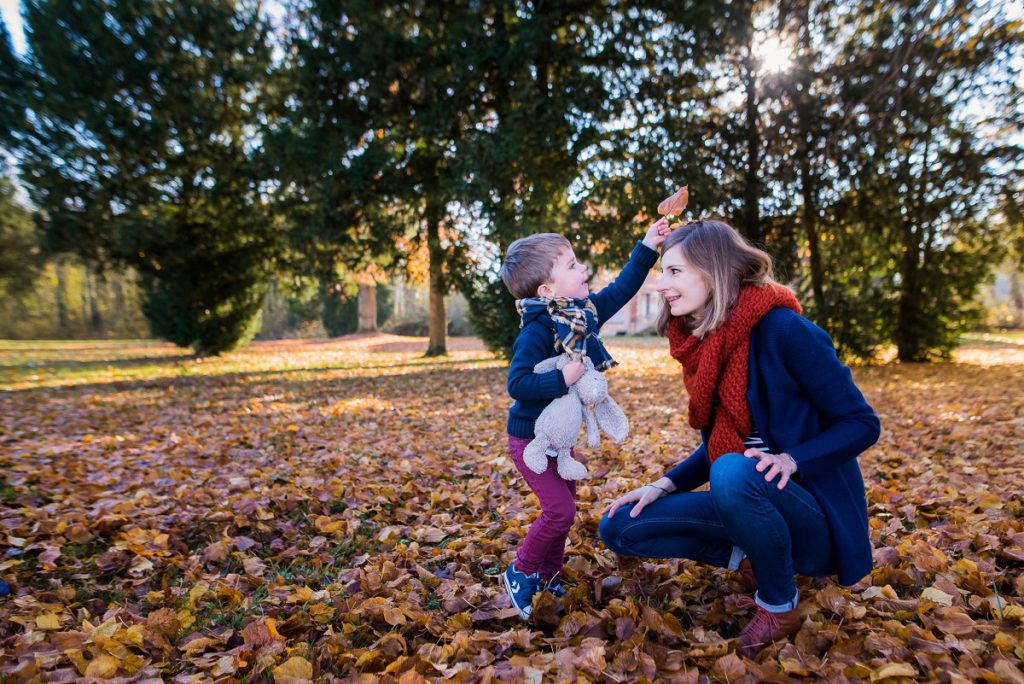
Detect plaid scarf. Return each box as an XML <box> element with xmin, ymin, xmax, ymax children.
<box><xmin>516</xmin><ymin>296</ymin><xmax>618</xmax><ymax>371</ymax></box>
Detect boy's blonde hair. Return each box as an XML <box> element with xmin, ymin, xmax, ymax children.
<box><xmin>656</xmin><ymin>219</ymin><xmax>775</xmax><ymax>337</ymax></box>
<box><xmin>500</xmin><ymin>233</ymin><xmax>572</xmax><ymax>299</ymax></box>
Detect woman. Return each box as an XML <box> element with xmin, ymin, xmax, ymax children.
<box><xmin>598</xmin><ymin>219</ymin><xmax>880</xmax><ymax>658</ymax></box>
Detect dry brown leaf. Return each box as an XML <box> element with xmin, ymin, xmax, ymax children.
<box><xmin>658</xmin><ymin>186</ymin><xmax>689</xmax><ymax>217</ymax></box>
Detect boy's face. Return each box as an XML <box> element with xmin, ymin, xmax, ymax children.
<box><xmin>539</xmin><ymin>247</ymin><xmax>590</xmax><ymax>299</ymax></box>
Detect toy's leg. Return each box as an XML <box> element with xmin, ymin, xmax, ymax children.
<box><xmin>556</xmin><ymin>448</ymin><xmax>588</xmax><ymax>480</ymax></box>
<box><xmin>523</xmin><ymin>437</ymin><xmax>551</xmax><ymax>474</ymax></box>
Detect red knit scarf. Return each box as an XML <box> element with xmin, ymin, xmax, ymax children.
<box><xmin>667</xmin><ymin>283</ymin><xmax>802</xmax><ymax>462</ymax></box>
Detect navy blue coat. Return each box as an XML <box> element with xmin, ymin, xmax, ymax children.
<box><xmin>665</xmin><ymin>307</ymin><xmax>881</xmax><ymax>586</ymax></box>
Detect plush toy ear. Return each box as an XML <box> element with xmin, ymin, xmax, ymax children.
<box><xmin>594</xmin><ymin>396</ymin><xmax>629</xmax><ymax>442</ymax></box>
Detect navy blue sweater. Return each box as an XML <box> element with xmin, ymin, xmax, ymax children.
<box><xmin>665</xmin><ymin>308</ymin><xmax>881</xmax><ymax>586</ymax></box>
<box><xmin>506</xmin><ymin>241</ymin><xmax>660</xmax><ymax>438</ymax></box>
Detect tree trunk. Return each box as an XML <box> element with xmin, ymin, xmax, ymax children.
<box><xmin>426</xmin><ymin>198</ymin><xmax>447</xmax><ymax>357</ymax></box>
<box><xmin>55</xmin><ymin>257</ymin><xmax>69</xmax><ymax>332</ymax></box>
<box><xmin>798</xmin><ymin>147</ymin><xmax>827</xmax><ymax>318</ymax></box>
<box><xmin>896</xmin><ymin>219</ymin><xmax>923</xmax><ymax>362</ymax></box>
<box><xmin>1011</xmin><ymin>264</ymin><xmax>1024</xmax><ymax>326</ymax></box>
<box><xmin>742</xmin><ymin>51</ymin><xmax>761</xmax><ymax>245</ymax></box>
<box><xmin>357</xmin><ymin>283</ymin><xmax>377</xmax><ymax>332</ymax></box>
<box><xmin>87</xmin><ymin>270</ymin><xmax>102</xmax><ymax>334</ymax></box>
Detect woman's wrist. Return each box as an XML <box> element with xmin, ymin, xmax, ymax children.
<box><xmin>647</xmin><ymin>477</ymin><xmax>677</xmax><ymax>494</ymax></box>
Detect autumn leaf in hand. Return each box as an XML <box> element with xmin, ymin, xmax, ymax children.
<box><xmin>657</xmin><ymin>185</ymin><xmax>688</xmax><ymax>218</ymax></box>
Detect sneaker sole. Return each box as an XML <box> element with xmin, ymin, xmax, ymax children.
<box><xmin>503</xmin><ymin>571</ymin><xmax>531</xmax><ymax>620</ymax></box>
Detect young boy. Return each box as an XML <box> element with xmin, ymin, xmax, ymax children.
<box><xmin>498</xmin><ymin>218</ymin><xmax>670</xmax><ymax>618</ymax></box>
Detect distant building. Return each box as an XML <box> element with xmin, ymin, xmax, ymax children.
<box><xmin>590</xmin><ymin>269</ymin><xmax>661</xmax><ymax>335</ymax></box>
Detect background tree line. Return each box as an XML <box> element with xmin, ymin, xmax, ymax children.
<box><xmin>0</xmin><ymin>0</ymin><xmax>1021</xmax><ymax>360</ymax></box>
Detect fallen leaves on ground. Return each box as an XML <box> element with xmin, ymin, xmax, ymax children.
<box><xmin>0</xmin><ymin>334</ymin><xmax>1022</xmax><ymax>681</ymax></box>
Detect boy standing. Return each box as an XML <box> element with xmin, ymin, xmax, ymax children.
<box><xmin>498</xmin><ymin>218</ymin><xmax>669</xmax><ymax>617</ymax></box>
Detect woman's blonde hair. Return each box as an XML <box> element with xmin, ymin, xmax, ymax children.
<box><xmin>655</xmin><ymin>219</ymin><xmax>776</xmax><ymax>337</ymax></box>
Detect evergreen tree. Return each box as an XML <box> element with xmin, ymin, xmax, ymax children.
<box><xmin>265</xmin><ymin>0</ymin><xmax>389</xmax><ymax>336</ymax></box>
<box><xmin>836</xmin><ymin>0</ymin><xmax>1022</xmax><ymax>360</ymax></box>
<box><xmin>11</xmin><ymin>0</ymin><xmax>274</xmax><ymax>355</ymax></box>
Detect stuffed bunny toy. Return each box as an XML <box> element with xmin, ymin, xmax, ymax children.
<box><xmin>522</xmin><ymin>353</ymin><xmax>629</xmax><ymax>480</ymax></box>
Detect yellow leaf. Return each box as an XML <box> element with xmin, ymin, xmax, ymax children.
<box><xmin>308</xmin><ymin>602</ymin><xmax>335</xmax><ymax>624</ymax></box>
<box><xmin>273</xmin><ymin>656</ymin><xmax>313</xmax><ymax>682</ymax></box>
<box><xmin>921</xmin><ymin>587</ymin><xmax>955</xmax><ymax>607</ymax></box>
<box><xmin>871</xmin><ymin>662</ymin><xmax>917</xmax><ymax>680</ymax></box>
<box><xmin>84</xmin><ymin>654</ymin><xmax>120</xmax><ymax>678</ymax></box>
<box><xmin>177</xmin><ymin>609</ymin><xmax>196</xmax><ymax>631</ymax></box>
<box><xmin>91</xmin><ymin>618</ymin><xmax>120</xmax><ymax>638</ymax></box>
<box><xmin>35</xmin><ymin>613</ymin><xmax>61</xmax><ymax>630</ymax></box>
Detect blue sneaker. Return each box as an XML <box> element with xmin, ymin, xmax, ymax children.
<box><xmin>0</xmin><ymin>578</ymin><xmax>9</xmax><ymax>597</ymax></box>
<box><xmin>503</xmin><ymin>563</ymin><xmax>540</xmax><ymax>619</ymax></box>
<box><xmin>546</xmin><ymin>581</ymin><xmax>567</xmax><ymax>598</ymax></box>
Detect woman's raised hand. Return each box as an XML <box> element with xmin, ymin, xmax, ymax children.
<box><xmin>604</xmin><ymin>478</ymin><xmax>676</xmax><ymax>519</ymax></box>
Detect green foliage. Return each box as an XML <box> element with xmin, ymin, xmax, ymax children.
<box><xmin>459</xmin><ymin>268</ymin><xmax>519</xmax><ymax>359</ymax></box>
<box><xmin>11</xmin><ymin>0</ymin><xmax>275</xmax><ymax>355</ymax></box>
<box><xmin>0</xmin><ymin>175</ymin><xmax>40</xmax><ymax>299</ymax></box>
<box><xmin>6</xmin><ymin>0</ymin><xmax>1021</xmax><ymax>361</ymax></box>
<box><xmin>141</xmin><ymin>243</ymin><xmax>268</xmax><ymax>355</ymax></box>
<box><xmin>321</xmin><ymin>284</ymin><xmax>359</xmax><ymax>338</ymax></box>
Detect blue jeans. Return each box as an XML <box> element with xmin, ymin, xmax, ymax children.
<box><xmin>599</xmin><ymin>452</ymin><xmax>836</xmax><ymax>609</ymax></box>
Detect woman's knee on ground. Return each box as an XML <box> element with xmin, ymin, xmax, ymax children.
<box><xmin>597</xmin><ymin>509</ymin><xmax>633</xmax><ymax>555</ymax></box>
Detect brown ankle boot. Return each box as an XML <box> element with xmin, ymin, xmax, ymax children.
<box><xmin>736</xmin><ymin>597</ymin><xmax>801</xmax><ymax>658</ymax></box>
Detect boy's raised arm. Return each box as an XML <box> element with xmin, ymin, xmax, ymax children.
<box><xmin>589</xmin><ymin>217</ymin><xmax>669</xmax><ymax>325</ymax></box>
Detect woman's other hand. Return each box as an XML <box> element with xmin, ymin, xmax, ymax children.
<box><xmin>604</xmin><ymin>477</ymin><xmax>676</xmax><ymax>519</ymax></box>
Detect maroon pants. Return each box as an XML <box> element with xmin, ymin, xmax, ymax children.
<box><xmin>507</xmin><ymin>435</ymin><xmax>579</xmax><ymax>582</ymax></box>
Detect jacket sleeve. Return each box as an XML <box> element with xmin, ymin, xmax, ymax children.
<box><xmin>507</xmin><ymin>325</ymin><xmax>568</xmax><ymax>401</ymax></box>
<box><xmin>589</xmin><ymin>241</ymin><xmax>659</xmax><ymax>327</ymax></box>
<box><xmin>664</xmin><ymin>442</ymin><xmax>711</xmax><ymax>492</ymax></box>
<box><xmin>779</xmin><ymin>315</ymin><xmax>881</xmax><ymax>481</ymax></box>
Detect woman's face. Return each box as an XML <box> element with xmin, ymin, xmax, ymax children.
<box><xmin>656</xmin><ymin>245</ymin><xmax>711</xmax><ymax>318</ymax></box>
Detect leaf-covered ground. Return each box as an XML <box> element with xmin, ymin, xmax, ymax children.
<box><xmin>1</xmin><ymin>334</ymin><xmax>1022</xmax><ymax>682</ymax></box>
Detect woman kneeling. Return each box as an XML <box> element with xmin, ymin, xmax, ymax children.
<box><xmin>599</xmin><ymin>219</ymin><xmax>880</xmax><ymax>658</ymax></box>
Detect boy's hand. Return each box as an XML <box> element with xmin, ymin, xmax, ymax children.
<box><xmin>562</xmin><ymin>360</ymin><xmax>585</xmax><ymax>386</ymax></box>
<box><xmin>642</xmin><ymin>217</ymin><xmax>671</xmax><ymax>250</ymax></box>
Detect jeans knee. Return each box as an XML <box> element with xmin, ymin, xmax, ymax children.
<box><xmin>709</xmin><ymin>452</ymin><xmax>761</xmax><ymax>510</ymax></box>
<box><xmin>598</xmin><ymin>512</ymin><xmax>628</xmax><ymax>554</ymax></box>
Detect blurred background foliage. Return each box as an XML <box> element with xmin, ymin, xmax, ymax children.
<box><xmin>0</xmin><ymin>0</ymin><xmax>1021</xmax><ymax>359</ymax></box>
